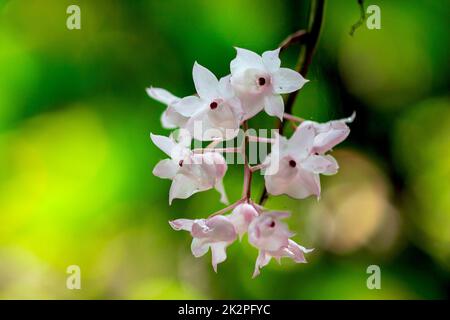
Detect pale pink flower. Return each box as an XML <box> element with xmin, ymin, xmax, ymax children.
<box><xmin>172</xmin><ymin>62</ymin><xmax>243</xmax><ymax>141</ymax></box>
<box><xmin>248</xmin><ymin>211</ymin><xmax>293</xmax><ymax>251</ymax></box>
<box><xmin>151</xmin><ymin>133</ymin><xmax>228</xmax><ymax>204</ymax></box>
<box><xmin>230</xmin><ymin>47</ymin><xmax>308</xmax><ymax>120</ymax></box>
<box><xmin>169</xmin><ymin>215</ymin><xmax>237</xmax><ymax>272</ymax></box>
<box><xmin>307</xmin><ymin>112</ymin><xmax>355</xmax><ymax>155</ymax></box>
<box><xmin>247</xmin><ymin>211</ymin><xmax>313</xmax><ymax>278</ymax></box>
<box><xmin>146</xmin><ymin>87</ymin><xmax>188</xmax><ymax>129</ymax></box>
<box><xmin>263</xmin><ymin>120</ymin><xmax>345</xmax><ymax>199</ymax></box>
<box><xmin>227</xmin><ymin>203</ymin><xmax>259</xmax><ymax>240</ymax></box>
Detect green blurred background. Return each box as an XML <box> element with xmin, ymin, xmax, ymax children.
<box><xmin>0</xmin><ymin>0</ymin><xmax>448</xmax><ymax>299</ymax></box>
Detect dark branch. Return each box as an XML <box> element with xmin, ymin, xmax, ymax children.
<box><xmin>259</xmin><ymin>0</ymin><xmax>326</xmax><ymax>205</ymax></box>
<box><xmin>279</xmin><ymin>29</ymin><xmax>308</xmax><ymax>52</ymax></box>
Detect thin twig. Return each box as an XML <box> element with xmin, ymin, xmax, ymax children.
<box><xmin>283</xmin><ymin>113</ymin><xmax>304</xmax><ymax>123</ymax></box>
<box><xmin>349</xmin><ymin>0</ymin><xmax>365</xmax><ymax>36</ymax></box>
<box><xmin>250</xmin><ymin>163</ymin><xmax>267</xmax><ymax>172</ymax></box>
<box><xmin>279</xmin><ymin>29</ymin><xmax>308</xmax><ymax>52</ymax></box>
<box><xmin>208</xmin><ymin>198</ymin><xmax>245</xmax><ymax>218</ymax></box>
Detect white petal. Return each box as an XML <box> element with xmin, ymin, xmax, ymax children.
<box><xmin>283</xmin><ymin>239</ymin><xmax>314</xmax><ymax>263</ymax></box>
<box><xmin>264</xmin><ymin>94</ymin><xmax>284</xmax><ymax>120</ymax></box>
<box><xmin>172</xmin><ymin>95</ymin><xmax>204</xmax><ymax>117</ymax></box>
<box><xmin>230</xmin><ymin>47</ymin><xmax>264</xmax><ymax>74</ymax></box>
<box><xmin>146</xmin><ymin>87</ymin><xmax>180</xmax><ymax>105</ymax></box>
<box><xmin>205</xmin><ymin>103</ymin><xmax>241</xmax><ymax>138</ymax></box>
<box><xmin>210</xmin><ymin>242</ymin><xmax>228</xmax><ymax>272</ymax></box>
<box><xmin>218</xmin><ymin>75</ymin><xmax>234</xmax><ymax>100</ymax></box>
<box><xmin>312</xmin><ymin>120</ymin><xmax>350</xmax><ymax>154</ymax></box>
<box><xmin>301</xmin><ymin>154</ymin><xmax>339</xmax><ymax>175</ymax></box>
<box><xmin>160</xmin><ymin>110</ymin><xmax>177</xmax><ymax>129</ymax></box>
<box><xmin>321</xmin><ymin>155</ymin><xmax>339</xmax><ymax>175</ymax></box>
<box><xmin>191</xmin><ymin>238</ymin><xmax>210</xmax><ymax>257</ymax></box>
<box><xmin>179</xmin><ymin>154</ymin><xmax>217</xmax><ymax>190</ymax></box>
<box><xmin>193</xmin><ymin>62</ymin><xmax>219</xmax><ymax>100</ymax></box>
<box><xmin>289</xmin><ymin>122</ymin><xmax>316</xmax><ymax>159</ymax></box>
<box><xmin>215</xmin><ymin>180</ymin><xmax>229</xmax><ymax>205</ymax></box>
<box><xmin>272</xmin><ymin>68</ymin><xmax>308</xmax><ymax>94</ymax></box>
<box><xmin>262</xmin><ymin>48</ymin><xmax>281</xmax><ymax>73</ymax></box>
<box><xmin>252</xmin><ymin>250</ymin><xmax>272</xmax><ymax>278</ymax></box>
<box><xmin>286</xmin><ymin>168</ymin><xmax>321</xmax><ymax>199</ymax></box>
<box><xmin>161</xmin><ymin>107</ymin><xmax>188</xmax><ymax>129</ymax></box>
<box><xmin>192</xmin><ymin>216</ymin><xmax>236</xmax><ymax>242</ymax></box>
<box><xmin>150</xmin><ymin>133</ymin><xmax>176</xmax><ymax>157</ymax></box>
<box><xmin>152</xmin><ymin>159</ymin><xmax>178</xmax><ymax>179</ymax></box>
<box><xmin>174</xmin><ymin>128</ymin><xmax>192</xmax><ymax>148</ymax></box>
<box><xmin>197</xmin><ymin>152</ymin><xmax>227</xmax><ymax>182</ymax></box>
<box><xmin>169</xmin><ymin>218</ymin><xmax>195</xmax><ymax>231</ymax></box>
<box><xmin>240</xmin><ymin>95</ymin><xmax>265</xmax><ymax>120</ymax></box>
<box><xmin>228</xmin><ymin>203</ymin><xmax>258</xmax><ymax>240</ymax></box>
<box><xmin>169</xmin><ymin>173</ymin><xmax>199</xmax><ymax>204</ymax></box>
<box><xmin>185</xmin><ymin>103</ymin><xmax>240</xmax><ymax>141</ymax></box>
<box><xmin>264</xmin><ymin>160</ymin><xmax>296</xmax><ymax>196</ymax></box>
<box><xmin>184</xmin><ymin>108</ymin><xmax>209</xmax><ymax>140</ymax></box>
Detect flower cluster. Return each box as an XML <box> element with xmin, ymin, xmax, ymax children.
<box><xmin>148</xmin><ymin>47</ymin><xmax>353</xmax><ymax>277</ymax></box>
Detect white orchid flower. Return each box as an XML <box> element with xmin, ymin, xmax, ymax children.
<box><xmin>248</xmin><ymin>211</ymin><xmax>313</xmax><ymax>278</ymax></box>
<box><xmin>172</xmin><ymin>62</ymin><xmax>244</xmax><ymax>141</ymax></box>
<box><xmin>169</xmin><ymin>215</ymin><xmax>237</xmax><ymax>272</ymax></box>
<box><xmin>146</xmin><ymin>87</ymin><xmax>188</xmax><ymax>129</ymax></box>
<box><xmin>230</xmin><ymin>47</ymin><xmax>308</xmax><ymax>120</ymax></box>
<box><xmin>151</xmin><ymin>133</ymin><xmax>228</xmax><ymax>204</ymax></box>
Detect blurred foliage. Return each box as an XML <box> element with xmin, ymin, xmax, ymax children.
<box><xmin>0</xmin><ymin>0</ymin><xmax>448</xmax><ymax>299</ymax></box>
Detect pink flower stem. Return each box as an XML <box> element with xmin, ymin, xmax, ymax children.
<box><xmin>279</xmin><ymin>29</ymin><xmax>308</xmax><ymax>52</ymax></box>
<box><xmin>207</xmin><ymin>198</ymin><xmax>245</xmax><ymax>218</ymax></box>
<box><xmin>283</xmin><ymin>113</ymin><xmax>304</xmax><ymax>123</ymax></box>
<box><xmin>249</xmin><ymin>163</ymin><xmax>267</xmax><ymax>172</ymax></box>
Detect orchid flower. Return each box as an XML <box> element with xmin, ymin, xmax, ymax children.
<box><xmin>262</xmin><ymin>120</ymin><xmax>346</xmax><ymax>199</ymax></box>
<box><xmin>169</xmin><ymin>215</ymin><xmax>237</xmax><ymax>272</ymax></box>
<box><xmin>247</xmin><ymin>211</ymin><xmax>313</xmax><ymax>278</ymax></box>
<box><xmin>172</xmin><ymin>62</ymin><xmax>244</xmax><ymax>141</ymax></box>
<box><xmin>151</xmin><ymin>133</ymin><xmax>228</xmax><ymax>204</ymax></box>
<box><xmin>230</xmin><ymin>47</ymin><xmax>308</xmax><ymax>120</ymax></box>
<box><xmin>227</xmin><ymin>203</ymin><xmax>259</xmax><ymax>240</ymax></box>
<box><xmin>306</xmin><ymin>112</ymin><xmax>355</xmax><ymax>155</ymax></box>
<box><xmin>146</xmin><ymin>87</ymin><xmax>188</xmax><ymax>129</ymax></box>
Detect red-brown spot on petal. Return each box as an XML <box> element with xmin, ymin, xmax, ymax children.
<box><xmin>289</xmin><ymin>160</ymin><xmax>297</xmax><ymax>168</ymax></box>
